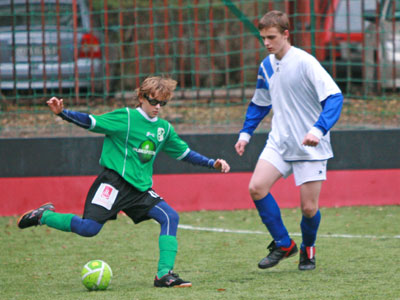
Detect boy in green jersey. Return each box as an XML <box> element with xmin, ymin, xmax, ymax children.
<box><xmin>18</xmin><ymin>76</ymin><xmax>230</xmax><ymax>288</ymax></box>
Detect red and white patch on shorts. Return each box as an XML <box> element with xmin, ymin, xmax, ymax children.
<box><xmin>91</xmin><ymin>183</ymin><xmax>119</xmax><ymax>210</ymax></box>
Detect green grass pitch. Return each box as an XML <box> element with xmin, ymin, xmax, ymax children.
<box><xmin>1</xmin><ymin>206</ymin><xmax>399</xmax><ymax>300</ymax></box>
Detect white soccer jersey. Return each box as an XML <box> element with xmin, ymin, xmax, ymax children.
<box><xmin>252</xmin><ymin>46</ymin><xmax>341</xmax><ymax>161</ymax></box>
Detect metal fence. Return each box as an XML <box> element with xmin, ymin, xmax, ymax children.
<box><xmin>0</xmin><ymin>0</ymin><xmax>399</xmax><ymax>137</ymax></box>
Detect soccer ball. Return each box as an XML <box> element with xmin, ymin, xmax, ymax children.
<box><xmin>81</xmin><ymin>260</ymin><xmax>113</xmax><ymax>291</ymax></box>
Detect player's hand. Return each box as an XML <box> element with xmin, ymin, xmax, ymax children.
<box><xmin>214</xmin><ymin>159</ymin><xmax>230</xmax><ymax>173</ymax></box>
<box><xmin>235</xmin><ymin>140</ymin><xmax>248</xmax><ymax>156</ymax></box>
<box><xmin>302</xmin><ymin>133</ymin><xmax>320</xmax><ymax>147</ymax></box>
<box><xmin>47</xmin><ymin>97</ymin><xmax>64</xmax><ymax>115</ymax></box>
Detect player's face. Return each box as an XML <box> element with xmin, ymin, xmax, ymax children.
<box><xmin>260</xmin><ymin>27</ymin><xmax>290</xmax><ymax>60</ymax></box>
<box><xmin>139</xmin><ymin>92</ymin><xmax>168</xmax><ymax>118</ymax></box>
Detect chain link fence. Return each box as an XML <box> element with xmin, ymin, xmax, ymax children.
<box><xmin>0</xmin><ymin>0</ymin><xmax>399</xmax><ymax>137</ymax></box>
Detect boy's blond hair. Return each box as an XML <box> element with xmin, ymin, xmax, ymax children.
<box><xmin>136</xmin><ymin>76</ymin><xmax>177</xmax><ymax>101</ymax></box>
<box><xmin>258</xmin><ymin>10</ymin><xmax>290</xmax><ymax>33</ymax></box>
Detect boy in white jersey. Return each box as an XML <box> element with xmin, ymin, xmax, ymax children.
<box><xmin>18</xmin><ymin>76</ymin><xmax>230</xmax><ymax>287</ymax></box>
<box><xmin>235</xmin><ymin>11</ymin><xmax>343</xmax><ymax>270</ymax></box>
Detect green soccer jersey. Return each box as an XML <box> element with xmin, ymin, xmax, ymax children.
<box><xmin>89</xmin><ymin>107</ymin><xmax>189</xmax><ymax>191</ymax></box>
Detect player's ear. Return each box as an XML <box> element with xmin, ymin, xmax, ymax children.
<box><xmin>283</xmin><ymin>29</ymin><xmax>289</xmax><ymax>39</ymax></box>
<box><xmin>138</xmin><ymin>96</ymin><xmax>144</xmax><ymax>107</ymax></box>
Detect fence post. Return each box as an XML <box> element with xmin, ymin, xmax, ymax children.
<box><xmin>310</xmin><ymin>0</ymin><xmax>316</xmax><ymax>58</ymax></box>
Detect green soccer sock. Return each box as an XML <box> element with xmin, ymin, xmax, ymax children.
<box><xmin>157</xmin><ymin>235</ymin><xmax>178</xmax><ymax>279</ymax></box>
<box><xmin>40</xmin><ymin>210</ymin><xmax>75</xmax><ymax>232</ymax></box>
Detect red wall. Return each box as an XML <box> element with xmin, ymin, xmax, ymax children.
<box><xmin>2</xmin><ymin>169</ymin><xmax>399</xmax><ymax>216</ymax></box>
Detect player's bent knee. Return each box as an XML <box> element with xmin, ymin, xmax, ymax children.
<box><xmin>147</xmin><ymin>202</ymin><xmax>180</xmax><ymax>236</ymax></box>
<box><xmin>71</xmin><ymin>216</ymin><xmax>103</xmax><ymax>237</ymax></box>
<box><xmin>162</xmin><ymin>209</ymin><xmax>179</xmax><ymax>233</ymax></box>
<box><xmin>301</xmin><ymin>206</ymin><xmax>318</xmax><ymax>218</ymax></box>
<box><xmin>169</xmin><ymin>209</ymin><xmax>180</xmax><ymax>225</ymax></box>
<box><xmin>249</xmin><ymin>183</ymin><xmax>269</xmax><ymax>200</ymax></box>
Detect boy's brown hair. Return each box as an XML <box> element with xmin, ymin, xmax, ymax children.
<box><xmin>136</xmin><ymin>76</ymin><xmax>177</xmax><ymax>101</ymax></box>
<box><xmin>258</xmin><ymin>10</ymin><xmax>290</xmax><ymax>33</ymax></box>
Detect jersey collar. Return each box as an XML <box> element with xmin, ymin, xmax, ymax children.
<box><xmin>136</xmin><ymin>107</ymin><xmax>158</xmax><ymax>122</ymax></box>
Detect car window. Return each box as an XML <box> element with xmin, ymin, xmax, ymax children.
<box><xmin>334</xmin><ymin>0</ymin><xmax>376</xmax><ymax>32</ymax></box>
<box><xmin>0</xmin><ymin>3</ymin><xmax>82</xmax><ymax>27</ymax></box>
<box><xmin>386</xmin><ymin>0</ymin><xmax>400</xmax><ymax>19</ymax></box>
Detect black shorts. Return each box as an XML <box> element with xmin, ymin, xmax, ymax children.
<box><xmin>83</xmin><ymin>168</ymin><xmax>162</xmax><ymax>224</ymax></box>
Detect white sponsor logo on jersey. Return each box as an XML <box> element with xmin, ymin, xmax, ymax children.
<box><xmin>157</xmin><ymin>128</ymin><xmax>165</xmax><ymax>142</ymax></box>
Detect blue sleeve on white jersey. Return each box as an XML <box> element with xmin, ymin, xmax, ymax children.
<box><xmin>314</xmin><ymin>93</ymin><xmax>343</xmax><ymax>135</ymax></box>
<box><xmin>240</xmin><ymin>102</ymin><xmax>272</xmax><ymax>136</ymax></box>
<box><xmin>256</xmin><ymin>65</ymin><xmax>269</xmax><ymax>90</ymax></box>
<box><xmin>182</xmin><ymin>150</ymin><xmax>215</xmax><ymax>169</ymax></box>
<box><xmin>58</xmin><ymin>109</ymin><xmax>92</xmax><ymax>129</ymax></box>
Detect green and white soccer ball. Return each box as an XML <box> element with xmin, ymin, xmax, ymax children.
<box><xmin>81</xmin><ymin>260</ymin><xmax>113</xmax><ymax>291</ymax></box>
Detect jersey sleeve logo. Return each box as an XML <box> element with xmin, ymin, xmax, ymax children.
<box><xmin>157</xmin><ymin>128</ymin><xmax>165</xmax><ymax>142</ymax></box>
<box><xmin>133</xmin><ymin>140</ymin><xmax>156</xmax><ymax>163</ymax></box>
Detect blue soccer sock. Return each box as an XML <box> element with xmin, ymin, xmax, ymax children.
<box><xmin>254</xmin><ymin>193</ymin><xmax>291</xmax><ymax>248</ymax></box>
<box><xmin>300</xmin><ymin>210</ymin><xmax>321</xmax><ymax>251</ymax></box>
<box><xmin>70</xmin><ymin>216</ymin><xmax>103</xmax><ymax>237</ymax></box>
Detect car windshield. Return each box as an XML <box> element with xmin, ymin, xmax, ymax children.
<box><xmin>0</xmin><ymin>3</ymin><xmax>82</xmax><ymax>27</ymax></box>
<box><xmin>334</xmin><ymin>0</ymin><xmax>376</xmax><ymax>32</ymax></box>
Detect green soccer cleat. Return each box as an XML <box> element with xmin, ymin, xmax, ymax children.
<box><xmin>17</xmin><ymin>203</ymin><xmax>55</xmax><ymax>229</ymax></box>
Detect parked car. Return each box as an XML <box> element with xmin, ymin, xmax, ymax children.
<box><xmin>364</xmin><ymin>0</ymin><xmax>400</xmax><ymax>89</ymax></box>
<box><xmin>0</xmin><ymin>0</ymin><xmax>103</xmax><ymax>91</ymax></box>
<box><xmin>319</xmin><ymin>0</ymin><xmax>376</xmax><ymax>79</ymax></box>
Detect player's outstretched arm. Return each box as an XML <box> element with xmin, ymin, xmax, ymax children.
<box><xmin>181</xmin><ymin>150</ymin><xmax>230</xmax><ymax>173</ymax></box>
<box><xmin>47</xmin><ymin>97</ymin><xmax>64</xmax><ymax>115</ymax></box>
<box><xmin>47</xmin><ymin>96</ymin><xmax>92</xmax><ymax>129</ymax></box>
<box><xmin>213</xmin><ymin>159</ymin><xmax>230</xmax><ymax>173</ymax></box>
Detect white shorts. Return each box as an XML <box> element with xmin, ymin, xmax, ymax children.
<box><xmin>259</xmin><ymin>146</ymin><xmax>327</xmax><ymax>186</ymax></box>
